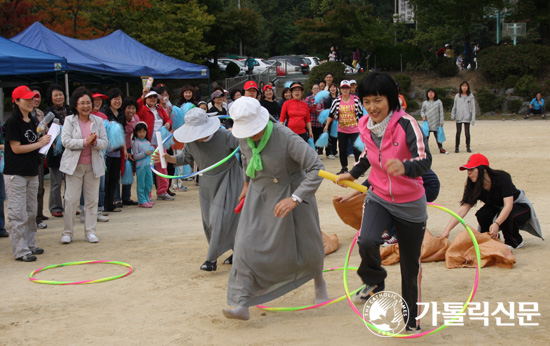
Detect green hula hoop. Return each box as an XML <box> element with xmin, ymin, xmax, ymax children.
<box><xmin>257</xmin><ymin>267</ymin><xmax>365</xmax><ymax>312</ymax></box>
<box><xmin>29</xmin><ymin>260</ymin><xmax>134</xmax><ymax>285</ymax></box>
<box><xmin>150</xmin><ymin>132</ymin><xmax>240</xmax><ymax>180</ymax></box>
<box><xmin>343</xmin><ymin>202</ymin><xmax>481</xmax><ymax>338</ymax></box>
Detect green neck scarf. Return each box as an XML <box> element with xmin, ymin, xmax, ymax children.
<box><xmin>246</xmin><ymin>121</ymin><xmax>273</xmax><ymax>178</ymax></box>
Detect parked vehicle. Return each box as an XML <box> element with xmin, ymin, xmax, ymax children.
<box><xmin>343</xmin><ymin>63</ymin><xmax>357</xmax><ymax>75</ymax></box>
<box><xmin>238</xmin><ymin>58</ymin><xmax>276</xmax><ymax>74</ymax></box>
<box><xmin>219</xmin><ymin>58</ymin><xmax>248</xmax><ymax>76</ymax></box>
<box><xmin>268</xmin><ymin>55</ymin><xmax>310</xmax><ymax>75</ymax></box>
<box><xmin>301</xmin><ymin>56</ymin><xmax>321</xmax><ymax>69</ymax></box>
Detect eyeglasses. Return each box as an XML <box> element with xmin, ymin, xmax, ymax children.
<box><xmin>77</xmin><ymin>102</ymin><xmax>92</xmax><ymax>106</ymax></box>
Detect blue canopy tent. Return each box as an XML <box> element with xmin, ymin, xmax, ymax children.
<box><xmin>0</xmin><ymin>36</ymin><xmax>67</xmax><ymax>121</ymax></box>
<box><xmin>0</xmin><ymin>36</ymin><xmax>67</xmax><ymax>76</ymax></box>
<box><xmin>11</xmin><ymin>23</ymin><xmax>209</xmax><ymax>81</ymax></box>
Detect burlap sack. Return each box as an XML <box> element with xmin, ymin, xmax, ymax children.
<box><xmin>380</xmin><ymin>229</ymin><xmax>450</xmax><ymax>265</ymax></box>
<box><xmin>445</xmin><ymin>229</ymin><xmax>516</xmax><ymax>269</ymax></box>
<box><xmin>422</xmin><ymin>229</ymin><xmax>451</xmax><ymax>262</ymax></box>
<box><xmin>322</xmin><ymin>231</ymin><xmax>339</xmax><ymax>255</ymax></box>
<box><xmin>380</xmin><ymin>243</ymin><xmax>400</xmax><ymax>265</ymax></box>
<box><xmin>332</xmin><ymin>194</ymin><xmax>365</xmax><ymax>230</ymax></box>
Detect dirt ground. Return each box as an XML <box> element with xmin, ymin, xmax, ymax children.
<box><xmin>0</xmin><ymin>119</ymin><xmax>548</xmax><ymax>345</ymax></box>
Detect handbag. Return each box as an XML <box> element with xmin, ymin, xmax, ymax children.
<box><xmin>421</xmin><ymin>121</ymin><xmax>430</xmax><ymax>137</ymax></box>
<box><xmin>437</xmin><ymin>126</ymin><xmax>446</xmax><ymax>143</ymax></box>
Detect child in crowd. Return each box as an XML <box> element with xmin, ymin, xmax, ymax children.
<box><xmin>132</xmin><ymin>122</ymin><xmax>154</xmax><ymax>208</ymax></box>
<box><xmin>451</xmin><ymin>81</ymin><xmax>475</xmax><ymax>153</ymax></box>
<box><xmin>198</xmin><ymin>101</ymin><xmax>208</xmax><ymax>111</ymax></box>
<box><xmin>421</xmin><ymin>88</ymin><xmax>448</xmax><ymax>154</ymax></box>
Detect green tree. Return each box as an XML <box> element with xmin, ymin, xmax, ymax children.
<box><xmin>510</xmin><ymin>0</ymin><xmax>550</xmax><ymax>45</ymax></box>
<box><xmin>296</xmin><ymin>3</ymin><xmax>391</xmax><ymax>60</ymax></box>
<box><xmin>408</xmin><ymin>0</ymin><xmax>506</xmax><ymax>45</ymax></box>
<box><xmin>95</xmin><ymin>0</ymin><xmax>215</xmax><ymax>63</ymax></box>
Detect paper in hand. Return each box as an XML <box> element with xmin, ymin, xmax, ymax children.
<box><xmin>39</xmin><ymin>123</ymin><xmax>60</xmax><ymax>155</ymax></box>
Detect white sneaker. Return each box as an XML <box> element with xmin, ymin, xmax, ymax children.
<box><xmin>507</xmin><ymin>241</ymin><xmax>524</xmax><ymax>250</ymax></box>
<box><xmin>157</xmin><ymin>193</ymin><xmax>175</xmax><ymax>201</ymax></box>
<box><xmin>97</xmin><ymin>213</ymin><xmax>109</xmax><ymax>222</ymax></box>
<box><xmin>61</xmin><ymin>235</ymin><xmax>72</xmax><ymax>244</ymax></box>
<box><xmin>351</xmin><ymin>284</ymin><xmax>379</xmax><ymax>305</ymax></box>
<box><xmin>328</xmin><ymin>155</ymin><xmax>336</xmax><ymax>160</ymax></box>
<box><xmin>381</xmin><ymin>236</ymin><xmax>398</xmax><ymax>247</ymax></box>
<box><xmin>86</xmin><ymin>234</ymin><xmax>99</xmax><ymax>243</ymax></box>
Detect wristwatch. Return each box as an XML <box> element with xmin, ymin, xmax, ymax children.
<box><xmin>291</xmin><ymin>196</ymin><xmax>300</xmax><ymax>205</ymax></box>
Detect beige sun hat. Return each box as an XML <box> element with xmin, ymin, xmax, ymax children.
<box><xmin>229</xmin><ymin>97</ymin><xmax>269</xmax><ymax>139</ymax></box>
<box><xmin>173</xmin><ymin>107</ymin><xmax>220</xmax><ymax>143</ymax></box>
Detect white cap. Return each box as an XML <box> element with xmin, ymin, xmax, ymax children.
<box><xmin>145</xmin><ymin>90</ymin><xmax>159</xmax><ymax>98</ymax></box>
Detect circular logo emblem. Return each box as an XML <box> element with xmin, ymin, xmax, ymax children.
<box><xmin>362</xmin><ymin>291</ymin><xmax>409</xmax><ymax>337</ymax></box>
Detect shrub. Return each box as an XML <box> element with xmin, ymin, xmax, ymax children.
<box><xmin>394</xmin><ymin>74</ymin><xmax>412</xmax><ymax>92</ymax></box>
<box><xmin>510</xmin><ymin>99</ymin><xmax>523</xmax><ymax>113</ymax></box>
<box><xmin>495</xmin><ymin>95</ymin><xmax>506</xmax><ymax>113</ymax></box>
<box><xmin>542</xmin><ymin>79</ymin><xmax>550</xmax><ymax>97</ymax></box>
<box><xmin>407</xmin><ymin>99</ymin><xmax>419</xmax><ymax>112</ymax></box>
<box><xmin>307</xmin><ymin>62</ymin><xmax>346</xmax><ymax>91</ymax></box>
<box><xmin>514</xmin><ymin>75</ymin><xmax>540</xmax><ymax>98</ymax></box>
<box><xmin>209</xmin><ymin>68</ymin><xmax>222</xmax><ymax>82</ymax></box>
<box><xmin>225</xmin><ymin>61</ymin><xmax>241</xmax><ymax>78</ymax></box>
<box><xmin>440</xmin><ymin>96</ymin><xmax>454</xmax><ymax>111</ymax></box>
<box><xmin>435</xmin><ymin>59</ymin><xmax>458</xmax><ymax>77</ymax></box>
<box><xmin>478</xmin><ymin>44</ymin><xmax>550</xmax><ymax>83</ymax></box>
<box><xmin>433</xmin><ymin>87</ymin><xmax>448</xmax><ymax>98</ymax></box>
<box><xmin>370</xmin><ymin>44</ymin><xmax>431</xmax><ymax>71</ymax></box>
<box><xmin>476</xmin><ymin>88</ymin><xmax>498</xmax><ymax>113</ymax></box>
<box><xmin>503</xmin><ymin>75</ymin><xmax>519</xmax><ymax>90</ymax></box>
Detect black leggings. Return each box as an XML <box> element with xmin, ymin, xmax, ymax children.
<box><xmin>475</xmin><ymin>203</ymin><xmax>530</xmax><ymax>248</ymax></box>
<box><xmin>337</xmin><ymin>132</ymin><xmax>361</xmax><ymax>169</ymax></box>
<box><xmin>455</xmin><ymin>122</ymin><xmax>471</xmax><ymax>150</ymax></box>
<box><xmin>428</xmin><ymin>131</ymin><xmax>443</xmax><ymax>150</ymax></box>
<box><xmin>357</xmin><ymin>199</ymin><xmax>426</xmax><ymax>328</ymax></box>
<box><xmin>326</xmin><ymin>123</ymin><xmax>338</xmax><ymax>156</ymax></box>
<box><xmin>312</xmin><ymin>127</ymin><xmax>324</xmax><ymax>154</ymax></box>
<box><xmin>104</xmin><ymin>156</ymin><xmax>121</xmax><ymax>211</ymax></box>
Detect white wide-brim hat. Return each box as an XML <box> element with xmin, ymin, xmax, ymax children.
<box><xmin>229</xmin><ymin>96</ymin><xmax>270</xmax><ymax>139</ymax></box>
<box><xmin>173</xmin><ymin>107</ymin><xmax>220</xmax><ymax>143</ymax></box>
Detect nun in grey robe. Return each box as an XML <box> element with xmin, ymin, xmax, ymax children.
<box><xmin>170</xmin><ymin>108</ymin><xmax>243</xmax><ymax>271</ymax></box>
<box><xmin>223</xmin><ymin>96</ymin><xmax>327</xmax><ymax>320</ymax></box>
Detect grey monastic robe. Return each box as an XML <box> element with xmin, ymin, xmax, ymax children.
<box><xmin>176</xmin><ymin>128</ymin><xmax>243</xmax><ymax>262</ymax></box>
<box><xmin>227</xmin><ymin>123</ymin><xmax>325</xmax><ymax>307</ymax></box>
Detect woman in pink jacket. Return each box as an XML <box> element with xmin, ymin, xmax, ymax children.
<box><xmin>336</xmin><ymin>72</ymin><xmax>431</xmax><ymax>333</ymax></box>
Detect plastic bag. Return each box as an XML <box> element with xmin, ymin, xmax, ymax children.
<box><xmin>421</xmin><ymin>121</ymin><xmax>429</xmax><ymax>137</ymax></box>
<box><xmin>437</xmin><ymin>126</ymin><xmax>446</xmax><ymax>143</ymax></box>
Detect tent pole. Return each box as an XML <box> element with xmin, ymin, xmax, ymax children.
<box><xmin>64</xmin><ymin>73</ymin><xmax>69</xmax><ymax>104</ymax></box>
<box><xmin>126</xmin><ymin>82</ymin><xmax>130</xmax><ymax>97</ymax></box>
<box><xmin>207</xmin><ymin>75</ymin><xmax>211</xmax><ymax>102</ymax></box>
<box><xmin>0</xmin><ymin>87</ymin><xmax>4</xmax><ymax>123</ymax></box>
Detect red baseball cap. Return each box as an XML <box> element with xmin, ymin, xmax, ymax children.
<box><xmin>263</xmin><ymin>85</ymin><xmax>273</xmax><ymax>92</ymax></box>
<box><xmin>244</xmin><ymin>81</ymin><xmax>259</xmax><ymax>91</ymax></box>
<box><xmin>459</xmin><ymin>153</ymin><xmax>489</xmax><ymax>170</ymax></box>
<box><xmin>12</xmin><ymin>85</ymin><xmax>38</xmax><ymax>102</ymax></box>
<box><xmin>92</xmin><ymin>93</ymin><xmax>108</xmax><ymax>100</ymax></box>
